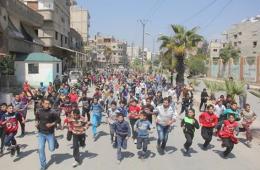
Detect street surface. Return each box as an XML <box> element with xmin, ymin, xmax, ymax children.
<box><xmin>0</xmin><ymin>81</ymin><xmax>260</xmax><ymax>170</ymax></box>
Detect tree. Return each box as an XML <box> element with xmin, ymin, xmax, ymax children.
<box><xmin>219</xmin><ymin>43</ymin><xmax>240</xmax><ymax>77</ymax></box>
<box><xmin>131</xmin><ymin>58</ymin><xmax>142</xmax><ymax>72</ymax></box>
<box><xmin>186</xmin><ymin>54</ymin><xmax>208</xmax><ymax>76</ymax></box>
<box><xmin>103</xmin><ymin>47</ymin><xmax>112</xmax><ymax>66</ymax></box>
<box><xmin>159</xmin><ymin>24</ymin><xmax>203</xmax><ymax>85</ymax></box>
<box><xmin>0</xmin><ymin>55</ymin><xmax>15</xmax><ymax>89</ymax></box>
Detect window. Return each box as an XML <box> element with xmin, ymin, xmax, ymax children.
<box><xmin>28</xmin><ymin>63</ymin><xmax>39</xmax><ymax>74</ymax></box>
<box><xmin>55</xmin><ymin>31</ymin><xmax>58</xmax><ymax>40</ymax></box>
<box><xmin>238</xmin><ymin>41</ymin><xmax>242</xmax><ymax>44</ymax></box>
<box><xmin>234</xmin><ymin>34</ymin><xmax>238</xmax><ymax>39</ymax></box>
<box><xmin>213</xmin><ymin>49</ymin><xmax>218</xmax><ymax>52</ymax></box>
<box><xmin>239</xmin><ymin>32</ymin><xmax>242</xmax><ymax>36</ymax></box>
<box><xmin>253</xmin><ymin>41</ymin><xmax>257</xmax><ymax>48</ymax></box>
<box><xmin>56</xmin><ymin>63</ymin><xmax>59</xmax><ymax>73</ymax></box>
<box><xmin>65</xmin><ymin>37</ymin><xmax>67</xmax><ymax>44</ymax></box>
<box><xmin>234</xmin><ymin>42</ymin><xmax>237</xmax><ymax>47</ymax></box>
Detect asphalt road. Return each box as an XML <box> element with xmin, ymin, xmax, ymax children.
<box><xmin>1</xmin><ymin>84</ymin><xmax>260</xmax><ymax>170</ymax></box>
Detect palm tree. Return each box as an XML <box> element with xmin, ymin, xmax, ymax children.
<box><xmin>103</xmin><ymin>47</ymin><xmax>112</xmax><ymax>66</ymax></box>
<box><xmin>219</xmin><ymin>43</ymin><xmax>239</xmax><ymax>77</ymax></box>
<box><xmin>159</xmin><ymin>24</ymin><xmax>203</xmax><ymax>85</ymax></box>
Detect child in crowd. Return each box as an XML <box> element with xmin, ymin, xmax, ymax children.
<box><xmin>134</xmin><ymin>112</ymin><xmax>152</xmax><ymax>159</ymax></box>
<box><xmin>90</xmin><ymin>97</ymin><xmax>104</xmax><ymax>140</ymax></box>
<box><xmin>181</xmin><ymin>109</ymin><xmax>200</xmax><ymax>153</ymax></box>
<box><xmin>199</xmin><ymin>105</ymin><xmax>218</xmax><ymax>150</ymax></box>
<box><xmin>218</xmin><ymin>113</ymin><xmax>239</xmax><ymax>157</ymax></box>
<box><xmin>112</xmin><ymin>113</ymin><xmax>131</xmax><ymax>164</ymax></box>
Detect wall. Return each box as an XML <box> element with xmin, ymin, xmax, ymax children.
<box><xmin>14</xmin><ymin>61</ymin><xmax>26</xmax><ymax>83</ymax></box>
<box><xmin>208</xmin><ymin>56</ymin><xmax>260</xmax><ymax>84</ymax></box>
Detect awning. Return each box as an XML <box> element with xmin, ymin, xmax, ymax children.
<box><xmin>54</xmin><ymin>45</ymin><xmax>88</xmax><ymax>56</ymax></box>
<box><xmin>21</xmin><ymin>23</ymin><xmax>44</xmax><ymax>46</ymax></box>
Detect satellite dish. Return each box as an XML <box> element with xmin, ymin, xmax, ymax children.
<box><xmin>0</xmin><ymin>7</ymin><xmax>8</xmax><ymax>31</ymax></box>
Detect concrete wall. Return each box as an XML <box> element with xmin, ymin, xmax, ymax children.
<box><xmin>208</xmin><ymin>56</ymin><xmax>260</xmax><ymax>84</ymax></box>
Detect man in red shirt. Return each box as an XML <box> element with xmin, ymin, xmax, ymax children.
<box><xmin>199</xmin><ymin>104</ymin><xmax>218</xmax><ymax>150</ymax></box>
<box><xmin>68</xmin><ymin>89</ymin><xmax>79</xmax><ymax>103</ymax></box>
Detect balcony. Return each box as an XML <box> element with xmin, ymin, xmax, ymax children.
<box><xmin>8</xmin><ymin>38</ymin><xmax>43</xmax><ymax>54</ymax></box>
<box><xmin>38</xmin><ymin>10</ymin><xmax>54</xmax><ymax>21</ymax></box>
<box><xmin>2</xmin><ymin>0</ymin><xmax>43</xmax><ymax>27</ymax></box>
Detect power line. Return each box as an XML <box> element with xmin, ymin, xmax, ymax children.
<box><xmin>147</xmin><ymin>0</ymin><xmax>167</xmax><ymax>20</ymax></box>
<box><xmin>203</xmin><ymin>0</ymin><xmax>233</xmax><ymax>29</ymax></box>
<box><xmin>181</xmin><ymin>0</ymin><xmax>217</xmax><ymax>24</ymax></box>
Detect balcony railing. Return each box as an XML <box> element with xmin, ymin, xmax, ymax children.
<box><xmin>2</xmin><ymin>0</ymin><xmax>43</xmax><ymax>27</ymax></box>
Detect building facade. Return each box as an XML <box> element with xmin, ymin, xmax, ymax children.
<box><xmin>92</xmin><ymin>33</ymin><xmax>128</xmax><ymax>66</ymax></box>
<box><xmin>70</xmin><ymin>5</ymin><xmax>90</xmax><ymax>43</ymax></box>
<box><xmin>209</xmin><ymin>40</ymin><xmax>224</xmax><ymax>59</ymax></box>
<box><xmin>0</xmin><ymin>0</ymin><xmax>44</xmax><ymax>56</ymax></box>
<box><xmin>224</xmin><ymin>15</ymin><xmax>260</xmax><ymax>58</ymax></box>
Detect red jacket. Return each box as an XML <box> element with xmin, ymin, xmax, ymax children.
<box><xmin>199</xmin><ymin>112</ymin><xmax>218</xmax><ymax>128</ymax></box>
<box><xmin>128</xmin><ymin>105</ymin><xmax>141</xmax><ymax>119</ymax></box>
<box><xmin>218</xmin><ymin>120</ymin><xmax>239</xmax><ymax>144</ymax></box>
<box><xmin>68</xmin><ymin>93</ymin><xmax>78</xmax><ymax>103</ymax></box>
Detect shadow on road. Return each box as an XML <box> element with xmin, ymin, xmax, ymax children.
<box><xmin>55</xmin><ymin>134</ymin><xmax>64</xmax><ymax>140</ymax></box>
<box><xmin>137</xmin><ymin>150</ymin><xmax>156</xmax><ymax>159</ymax></box>
<box><xmin>180</xmin><ymin>147</ymin><xmax>198</xmax><ymax>157</ymax></box>
<box><xmin>197</xmin><ymin>143</ymin><xmax>215</xmax><ymax>150</ymax></box>
<box><xmin>165</xmin><ymin>146</ymin><xmax>177</xmax><ymax>154</ymax></box>
<box><xmin>122</xmin><ymin>151</ymin><xmax>135</xmax><ymax>160</ymax></box>
<box><xmin>81</xmin><ymin>151</ymin><xmax>98</xmax><ymax>161</ymax></box>
<box><xmin>47</xmin><ymin>153</ymin><xmax>73</xmax><ymax>166</ymax></box>
<box><xmin>94</xmin><ymin>131</ymin><xmax>109</xmax><ymax>141</ymax></box>
<box><xmin>13</xmin><ymin>149</ymin><xmax>38</xmax><ymax>162</ymax></box>
<box><xmin>251</xmin><ymin>128</ymin><xmax>260</xmax><ymax>140</ymax></box>
<box><xmin>213</xmin><ymin>149</ymin><xmax>236</xmax><ymax>159</ymax></box>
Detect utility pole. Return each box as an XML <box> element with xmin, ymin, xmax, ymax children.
<box><xmin>138</xmin><ymin>19</ymin><xmax>148</xmax><ymax>66</ymax></box>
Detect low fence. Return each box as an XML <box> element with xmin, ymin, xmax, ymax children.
<box><xmin>208</xmin><ymin>56</ymin><xmax>260</xmax><ymax>84</ymax></box>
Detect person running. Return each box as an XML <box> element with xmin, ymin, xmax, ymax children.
<box><xmin>240</xmin><ymin>104</ymin><xmax>257</xmax><ymax>147</ymax></box>
<box><xmin>68</xmin><ymin>109</ymin><xmax>89</xmax><ymax>167</ymax></box>
<box><xmin>107</xmin><ymin>101</ymin><xmax>119</xmax><ymax>145</ymax></box>
<box><xmin>199</xmin><ymin>88</ymin><xmax>209</xmax><ymax>112</ymax></box>
<box><xmin>199</xmin><ymin>105</ymin><xmax>218</xmax><ymax>150</ymax></box>
<box><xmin>181</xmin><ymin>109</ymin><xmax>200</xmax><ymax>153</ymax></box>
<box><xmin>112</xmin><ymin>112</ymin><xmax>131</xmax><ymax>164</ymax></box>
<box><xmin>35</xmin><ymin>99</ymin><xmax>61</xmax><ymax>170</ymax></box>
<box><xmin>154</xmin><ymin>97</ymin><xmax>176</xmax><ymax>154</ymax></box>
<box><xmin>142</xmin><ymin>97</ymin><xmax>155</xmax><ymax>124</ymax></box>
<box><xmin>12</xmin><ymin>94</ymin><xmax>28</xmax><ymax>137</ymax></box>
<box><xmin>2</xmin><ymin>104</ymin><xmax>24</xmax><ymax>157</ymax></box>
<box><xmin>90</xmin><ymin>97</ymin><xmax>104</xmax><ymax>140</ymax></box>
<box><xmin>134</xmin><ymin>112</ymin><xmax>152</xmax><ymax>159</ymax></box>
<box><xmin>79</xmin><ymin>93</ymin><xmax>92</xmax><ymax>121</ymax></box>
<box><xmin>218</xmin><ymin>113</ymin><xmax>239</xmax><ymax>157</ymax></box>
<box><xmin>128</xmin><ymin>99</ymin><xmax>141</xmax><ymax>144</ymax></box>
<box><xmin>0</xmin><ymin>103</ymin><xmax>7</xmax><ymax>155</ymax></box>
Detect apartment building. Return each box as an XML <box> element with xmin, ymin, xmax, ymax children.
<box><xmin>224</xmin><ymin>15</ymin><xmax>260</xmax><ymax>58</ymax></box>
<box><xmin>0</xmin><ymin>0</ymin><xmax>44</xmax><ymax>56</ymax></box>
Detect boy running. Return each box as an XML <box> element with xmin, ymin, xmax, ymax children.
<box><xmin>134</xmin><ymin>112</ymin><xmax>152</xmax><ymax>159</ymax></box>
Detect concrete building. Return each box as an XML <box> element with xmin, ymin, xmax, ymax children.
<box><xmin>92</xmin><ymin>33</ymin><xmax>128</xmax><ymax>66</ymax></box>
<box><xmin>127</xmin><ymin>46</ymin><xmax>141</xmax><ymax>61</ymax></box>
<box><xmin>224</xmin><ymin>15</ymin><xmax>260</xmax><ymax>58</ymax></box>
<box><xmin>0</xmin><ymin>0</ymin><xmax>44</xmax><ymax>56</ymax></box>
<box><xmin>209</xmin><ymin>39</ymin><xmax>225</xmax><ymax>59</ymax></box>
<box><xmin>70</xmin><ymin>5</ymin><xmax>90</xmax><ymax>43</ymax></box>
<box><xmin>23</xmin><ymin>0</ymin><xmax>75</xmax><ymax>70</ymax></box>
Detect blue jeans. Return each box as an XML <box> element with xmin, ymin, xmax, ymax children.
<box><xmin>4</xmin><ymin>133</ymin><xmax>16</xmax><ymax>146</ymax></box>
<box><xmin>91</xmin><ymin>114</ymin><xmax>102</xmax><ymax>135</ymax></box>
<box><xmin>116</xmin><ymin>135</ymin><xmax>127</xmax><ymax>160</ymax></box>
<box><xmin>156</xmin><ymin>124</ymin><xmax>170</xmax><ymax>149</ymax></box>
<box><xmin>38</xmin><ymin>132</ymin><xmax>55</xmax><ymax>169</ymax></box>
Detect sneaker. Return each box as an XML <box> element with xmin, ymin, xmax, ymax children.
<box><xmin>16</xmin><ymin>145</ymin><xmax>20</xmax><ymax>156</ymax></box>
<box><xmin>10</xmin><ymin>147</ymin><xmax>15</xmax><ymax>157</ymax></box>
<box><xmin>184</xmin><ymin>144</ymin><xmax>189</xmax><ymax>153</ymax></box>
<box><xmin>247</xmin><ymin>141</ymin><xmax>252</xmax><ymax>148</ymax></box>
<box><xmin>116</xmin><ymin>160</ymin><xmax>121</xmax><ymax>164</ymax></box>
<box><xmin>72</xmin><ymin>161</ymin><xmax>80</xmax><ymax>168</ymax></box>
<box><xmin>134</xmin><ymin>139</ymin><xmax>137</xmax><ymax>144</ymax></box>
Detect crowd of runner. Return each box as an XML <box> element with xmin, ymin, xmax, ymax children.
<box><xmin>0</xmin><ymin>69</ymin><xmax>257</xmax><ymax>170</ymax></box>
